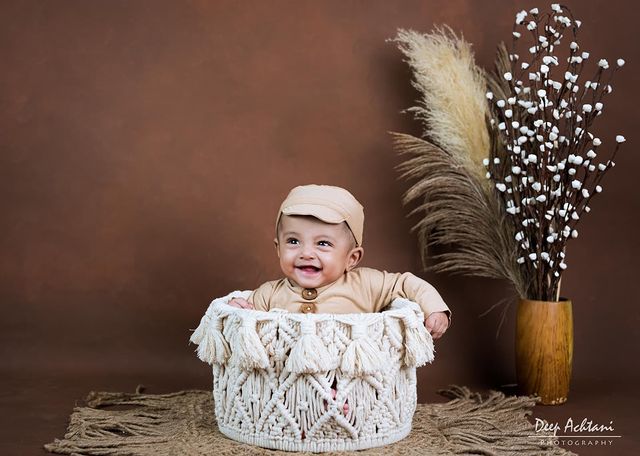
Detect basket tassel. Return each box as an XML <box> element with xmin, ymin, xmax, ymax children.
<box><xmin>285</xmin><ymin>319</ymin><xmax>335</xmax><ymax>374</ymax></box>
<box><xmin>402</xmin><ymin>312</ymin><xmax>434</xmax><ymax>367</ymax></box>
<box><xmin>340</xmin><ymin>323</ymin><xmax>386</xmax><ymax>376</ymax></box>
<box><xmin>230</xmin><ymin>314</ymin><xmax>270</xmax><ymax>370</ymax></box>
<box><xmin>193</xmin><ymin>313</ymin><xmax>230</xmax><ymax>365</ymax></box>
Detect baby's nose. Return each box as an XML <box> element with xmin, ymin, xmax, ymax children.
<box><xmin>299</xmin><ymin>246</ymin><xmax>317</xmax><ymax>258</ymax></box>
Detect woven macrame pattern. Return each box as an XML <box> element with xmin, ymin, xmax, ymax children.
<box><xmin>189</xmin><ymin>291</ymin><xmax>435</xmax><ymax>452</ymax></box>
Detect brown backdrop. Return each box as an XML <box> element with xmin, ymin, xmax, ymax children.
<box><xmin>1</xmin><ymin>1</ymin><xmax>638</xmax><ymax>454</ymax></box>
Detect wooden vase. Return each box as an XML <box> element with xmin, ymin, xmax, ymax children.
<box><xmin>515</xmin><ymin>298</ymin><xmax>573</xmax><ymax>405</ymax></box>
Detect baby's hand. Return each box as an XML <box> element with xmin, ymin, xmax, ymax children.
<box><xmin>228</xmin><ymin>297</ymin><xmax>254</xmax><ymax>310</ymax></box>
<box><xmin>425</xmin><ymin>312</ymin><xmax>449</xmax><ymax>340</ymax></box>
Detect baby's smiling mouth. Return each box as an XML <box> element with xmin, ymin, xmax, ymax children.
<box><xmin>296</xmin><ymin>265</ymin><xmax>321</xmax><ymax>273</ymax></box>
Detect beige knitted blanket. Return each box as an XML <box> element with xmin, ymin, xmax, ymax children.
<box><xmin>44</xmin><ymin>385</ymin><xmax>575</xmax><ymax>455</ymax></box>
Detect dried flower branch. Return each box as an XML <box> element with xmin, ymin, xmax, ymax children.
<box><xmin>485</xmin><ymin>4</ymin><xmax>625</xmax><ymax>300</ymax></box>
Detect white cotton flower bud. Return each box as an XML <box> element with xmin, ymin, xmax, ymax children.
<box><xmin>552</xmin><ymin>3</ymin><xmax>561</xmax><ymax>12</ymax></box>
<box><xmin>595</xmin><ymin>185</ymin><xmax>603</xmax><ymax>193</ymax></box>
<box><xmin>485</xmin><ymin>172</ymin><xmax>491</xmax><ymax>179</ymax></box>
<box><xmin>571</xmin><ymin>229</ymin><xmax>579</xmax><ymax>238</ymax></box>
<box><xmin>558</xmin><ymin>209</ymin><xmax>567</xmax><ymax>217</ymax></box>
<box><xmin>588</xmin><ymin>164</ymin><xmax>595</xmax><ymax>171</ymax></box>
<box><xmin>593</xmin><ymin>138</ymin><xmax>602</xmax><ymax>146</ymax></box>
<box><xmin>617</xmin><ymin>58</ymin><xmax>625</xmax><ymax>67</ymax></box>
<box><xmin>607</xmin><ymin>85</ymin><xmax>613</xmax><ymax>93</ymax></box>
<box><xmin>528</xmin><ymin>154</ymin><xmax>537</xmax><ymax>163</ymax></box>
<box><xmin>553</xmin><ymin>109</ymin><xmax>561</xmax><ymax>120</ymax></box>
<box><xmin>505</xmin><ymin>109</ymin><xmax>513</xmax><ymax>118</ymax></box>
<box><xmin>553</xmin><ymin>174</ymin><xmax>561</xmax><ymax>182</ymax></box>
<box><xmin>533</xmin><ymin>119</ymin><xmax>543</xmax><ymax>128</ymax></box>
<box><xmin>547</xmin><ymin>235</ymin><xmax>555</xmax><ymax>243</ymax></box>
<box><xmin>512</xmin><ymin>121</ymin><xmax>520</xmax><ymax>129</ymax></box>
<box><xmin>496</xmin><ymin>183</ymin><xmax>507</xmax><ymax>192</ymax></box>
<box><xmin>498</xmin><ymin>122</ymin><xmax>506</xmax><ymax>130</ymax></box>
<box><xmin>582</xmin><ymin>104</ymin><xmax>593</xmax><ymax>113</ymax></box>
<box><xmin>497</xmin><ymin>99</ymin><xmax>506</xmax><ymax>108</ymax></box>
<box><xmin>530</xmin><ymin>46</ymin><xmax>538</xmax><ymax>54</ymax></box>
<box><xmin>537</xmin><ymin>89</ymin><xmax>546</xmax><ymax>98</ymax></box>
<box><xmin>598</xmin><ymin>59</ymin><xmax>609</xmax><ymax>69</ymax></box>
<box><xmin>573</xmin><ymin>85</ymin><xmax>579</xmax><ymax>93</ymax></box>
<box><xmin>519</xmin><ymin>126</ymin><xmax>528</xmax><ymax>135</ymax></box>
<box><xmin>560</xmin><ymin>261</ymin><xmax>568</xmax><ymax>269</ymax></box>
<box><xmin>513</xmin><ymin>31</ymin><xmax>522</xmax><ymax>38</ymax></box>
<box><xmin>516</xmin><ymin>10</ymin><xmax>527</xmax><ymax>24</ymax></box>
<box><xmin>518</xmin><ymin>136</ymin><xmax>528</xmax><ymax>144</ymax></box>
<box><xmin>616</xmin><ymin>135</ymin><xmax>626</xmax><ymax>143</ymax></box>
<box><xmin>530</xmin><ymin>7</ymin><xmax>538</xmax><ymax>14</ymax></box>
<box><xmin>486</xmin><ymin>91</ymin><xmax>494</xmax><ymax>100</ymax></box>
<box><xmin>571</xmin><ymin>180</ymin><xmax>582</xmax><ymax>189</ymax></box>
<box><xmin>568</xmin><ymin>168</ymin><xmax>576</xmax><ymax>175</ymax></box>
<box><xmin>527</xmin><ymin>21</ymin><xmax>537</xmax><ymax>31</ymax></box>
<box><xmin>598</xmin><ymin>163</ymin><xmax>606</xmax><ymax>171</ymax></box>
<box><xmin>521</xmin><ymin>62</ymin><xmax>530</xmax><ymax>70</ymax></box>
<box><xmin>552</xmin><ymin>81</ymin><xmax>562</xmax><ymax>90</ymax></box>
<box><xmin>547</xmin><ymin>165</ymin><xmax>557</xmax><ymax>172</ymax></box>
<box><xmin>571</xmin><ymin>212</ymin><xmax>579</xmax><ymax>220</ymax></box>
<box><xmin>541</xmin><ymin>64</ymin><xmax>549</xmax><ymax>74</ymax></box>
<box><xmin>517</xmin><ymin>257</ymin><xmax>525</xmax><ymax>264</ymax></box>
<box><xmin>574</xmin><ymin>156</ymin><xmax>584</xmax><ymax>165</ymax></box>
<box><xmin>536</xmin><ymin>134</ymin><xmax>544</xmax><ymax>142</ymax></box>
<box><xmin>515</xmin><ymin>232</ymin><xmax>524</xmax><ymax>241</ymax></box>
<box><xmin>531</xmin><ymin>182</ymin><xmax>542</xmax><ymax>191</ymax></box>
<box><xmin>493</xmin><ymin>157</ymin><xmax>500</xmax><ymax>164</ymax></box>
<box><xmin>564</xmin><ymin>71</ymin><xmax>573</xmax><ymax>81</ymax></box>
<box><xmin>581</xmin><ymin>188</ymin><xmax>589</xmax><ymax>198</ymax></box>
<box><xmin>581</xmin><ymin>51</ymin><xmax>589</xmax><ymax>59</ymax></box>
<box><xmin>528</xmin><ymin>106</ymin><xmax>538</xmax><ymax>115</ymax></box>
<box><xmin>595</xmin><ymin>102</ymin><xmax>603</xmax><ymax>111</ymax></box>
<box><xmin>504</xmin><ymin>72</ymin><xmax>513</xmax><ymax>81</ymax></box>
<box><xmin>508</xmin><ymin>97</ymin><xmax>516</xmax><ymax>105</ymax></box>
<box><xmin>590</xmin><ymin>82</ymin><xmax>598</xmax><ymax>90</ymax></box>
<box><xmin>512</xmin><ymin>166</ymin><xmax>521</xmax><ymax>174</ymax></box>
<box><xmin>536</xmin><ymin>195</ymin><xmax>547</xmax><ymax>202</ymax></box>
<box><xmin>528</xmin><ymin>253</ymin><xmax>537</xmax><ymax>260</ymax></box>
<box><xmin>585</xmin><ymin>206</ymin><xmax>591</xmax><ymax>213</ymax></box>
<box><xmin>587</xmin><ymin>150</ymin><xmax>596</xmax><ymax>158</ymax></box>
<box><xmin>570</xmin><ymin>41</ymin><xmax>578</xmax><ymax>50</ymax></box>
<box><xmin>482</xmin><ymin>158</ymin><xmax>490</xmax><ymax>166</ymax></box>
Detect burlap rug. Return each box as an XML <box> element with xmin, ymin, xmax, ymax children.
<box><xmin>44</xmin><ymin>385</ymin><xmax>575</xmax><ymax>455</ymax></box>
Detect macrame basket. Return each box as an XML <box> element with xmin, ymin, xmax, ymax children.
<box><xmin>189</xmin><ymin>291</ymin><xmax>435</xmax><ymax>452</ymax></box>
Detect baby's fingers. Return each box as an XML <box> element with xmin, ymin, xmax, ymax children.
<box><xmin>229</xmin><ymin>298</ymin><xmax>254</xmax><ymax>309</ymax></box>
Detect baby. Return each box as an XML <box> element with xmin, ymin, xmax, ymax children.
<box><xmin>228</xmin><ymin>184</ymin><xmax>450</xmax><ymax>339</ymax></box>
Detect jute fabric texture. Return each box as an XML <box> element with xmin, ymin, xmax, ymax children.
<box><xmin>44</xmin><ymin>385</ymin><xmax>574</xmax><ymax>455</ymax></box>
<box><xmin>188</xmin><ymin>292</ymin><xmax>435</xmax><ymax>451</ymax></box>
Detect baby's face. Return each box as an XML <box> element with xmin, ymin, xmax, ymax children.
<box><xmin>276</xmin><ymin>215</ymin><xmax>363</xmax><ymax>289</ymax></box>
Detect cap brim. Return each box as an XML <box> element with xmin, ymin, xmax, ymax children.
<box><xmin>281</xmin><ymin>204</ymin><xmax>345</xmax><ymax>224</ymax></box>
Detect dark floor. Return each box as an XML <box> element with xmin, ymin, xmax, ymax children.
<box><xmin>1</xmin><ymin>362</ymin><xmax>638</xmax><ymax>456</ymax></box>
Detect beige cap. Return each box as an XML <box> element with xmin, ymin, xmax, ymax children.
<box><xmin>276</xmin><ymin>185</ymin><xmax>364</xmax><ymax>246</ymax></box>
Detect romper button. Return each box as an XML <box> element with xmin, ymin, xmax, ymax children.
<box><xmin>300</xmin><ymin>303</ymin><xmax>316</xmax><ymax>313</ymax></box>
<box><xmin>302</xmin><ymin>288</ymin><xmax>318</xmax><ymax>300</ymax></box>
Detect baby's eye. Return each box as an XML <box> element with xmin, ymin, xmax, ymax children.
<box><xmin>286</xmin><ymin>238</ymin><xmax>299</xmax><ymax>245</ymax></box>
<box><xmin>317</xmin><ymin>240</ymin><xmax>332</xmax><ymax>247</ymax></box>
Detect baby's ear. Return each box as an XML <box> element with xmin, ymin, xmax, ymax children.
<box><xmin>274</xmin><ymin>238</ymin><xmax>280</xmax><ymax>257</ymax></box>
<box><xmin>346</xmin><ymin>246</ymin><xmax>364</xmax><ymax>271</ymax></box>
